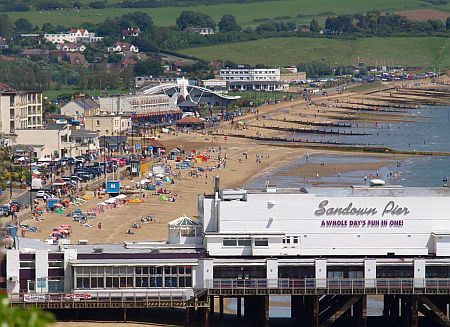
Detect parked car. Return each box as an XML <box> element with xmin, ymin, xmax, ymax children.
<box><xmin>36</xmin><ymin>190</ymin><xmax>52</xmax><ymax>199</ymax></box>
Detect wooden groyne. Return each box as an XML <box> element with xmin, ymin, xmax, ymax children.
<box><xmin>247</xmin><ymin>124</ymin><xmax>371</xmax><ymax>136</ymax></box>
<box><xmin>272</xmin><ymin>118</ymin><xmax>352</xmax><ymax>128</ymax></box>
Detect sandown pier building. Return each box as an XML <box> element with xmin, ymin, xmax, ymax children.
<box><xmin>4</xmin><ymin>180</ymin><xmax>450</xmax><ymax>326</ymax></box>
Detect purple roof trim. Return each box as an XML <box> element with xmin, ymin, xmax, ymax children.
<box><xmin>48</xmin><ymin>269</ymin><xmax>64</xmax><ymax>277</ymax></box>
<box><xmin>77</xmin><ymin>252</ymin><xmax>207</xmax><ymax>260</ymax></box>
<box><xmin>48</xmin><ymin>253</ymin><xmax>64</xmax><ymax>260</ymax></box>
<box><xmin>19</xmin><ymin>254</ymin><xmax>35</xmax><ymax>260</ymax></box>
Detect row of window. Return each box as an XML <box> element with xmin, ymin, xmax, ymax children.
<box><xmin>76</xmin><ymin>275</ymin><xmax>192</xmax><ymax>289</ymax></box>
<box><xmin>222</xmin><ymin>238</ymin><xmax>269</xmax><ymax>247</ymax></box>
<box><xmin>20</xmin><ymin>261</ymin><xmax>64</xmax><ymax>269</ymax></box>
<box><xmin>75</xmin><ymin>266</ymin><xmax>191</xmax><ymax>276</ymax></box>
<box><xmin>74</xmin><ymin>266</ymin><xmax>192</xmax><ymax>289</ymax></box>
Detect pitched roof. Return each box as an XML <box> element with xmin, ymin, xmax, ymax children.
<box><xmin>20</xmin><ymin>49</ymin><xmax>50</xmax><ymax>56</ymax></box>
<box><xmin>65</xmin><ymin>52</ymin><xmax>85</xmax><ymax>65</ymax></box>
<box><xmin>0</xmin><ymin>82</ymin><xmax>14</xmax><ymax>92</ymax></box>
<box><xmin>146</xmin><ymin>139</ymin><xmax>165</xmax><ymax>148</ymax></box>
<box><xmin>73</xmin><ymin>98</ymin><xmax>99</xmax><ymax>110</ymax></box>
<box><xmin>176</xmin><ymin>116</ymin><xmax>206</xmax><ymax>124</ymax></box>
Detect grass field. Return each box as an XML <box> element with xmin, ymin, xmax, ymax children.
<box><xmin>43</xmin><ymin>88</ymin><xmax>129</xmax><ymax>100</ymax></box>
<box><xmin>6</xmin><ymin>0</ymin><xmax>446</xmax><ymax>28</ymax></box>
<box><xmin>179</xmin><ymin>37</ymin><xmax>450</xmax><ymax>69</ymax></box>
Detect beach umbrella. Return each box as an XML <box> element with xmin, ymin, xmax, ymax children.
<box><xmin>155</xmin><ymin>173</ymin><xmax>165</xmax><ymax>178</ymax></box>
<box><xmin>140</xmin><ymin>179</ymin><xmax>151</xmax><ymax>184</ymax></box>
<box><xmin>115</xmin><ymin>194</ymin><xmax>127</xmax><ymax>199</ymax></box>
<box><xmin>74</xmin><ymin>209</ymin><xmax>82</xmax><ymax>214</ymax></box>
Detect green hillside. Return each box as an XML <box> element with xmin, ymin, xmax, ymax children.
<box><xmin>178</xmin><ymin>37</ymin><xmax>450</xmax><ymax>69</ymax></box>
<box><xmin>6</xmin><ymin>0</ymin><xmax>443</xmax><ymax>28</ymax></box>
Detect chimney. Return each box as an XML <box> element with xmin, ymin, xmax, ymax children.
<box><xmin>214</xmin><ymin>176</ymin><xmax>220</xmax><ymax>194</ymax></box>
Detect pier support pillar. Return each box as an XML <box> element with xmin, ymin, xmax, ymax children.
<box><xmin>185</xmin><ymin>307</ymin><xmax>191</xmax><ymax>326</ymax></box>
<box><xmin>244</xmin><ymin>295</ymin><xmax>269</xmax><ymax>326</ymax></box>
<box><xmin>219</xmin><ymin>296</ymin><xmax>224</xmax><ymax>320</ymax></box>
<box><xmin>202</xmin><ymin>307</ymin><xmax>210</xmax><ymax>327</ymax></box>
<box><xmin>123</xmin><ymin>308</ymin><xmax>127</xmax><ymax>323</ymax></box>
<box><xmin>263</xmin><ymin>295</ymin><xmax>270</xmax><ymax>327</ymax></box>
<box><xmin>354</xmin><ymin>295</ymin><xmax>367</xmax><ymax>327</ymax></box>
<box><xmin>305</xmin><ymin>295</ymin><xmax>319</xmax><ymax>327</ymax></box>
<box><xmin>209</xmin><ymin>296</ymin><xmax>214</xmax><ymax>318</ymax></box>
<box><xmin>291</xmin><ymin>295</ymin><xmax>302</xmax><ymax>321</ymax></box>
<box><xmin>384</xmin><ymin>295</ymin><xmax>400</xmax><ymax>318</ymax></box>
<box><xmin>237</xmin><ymin>297</ymin><xmax>242</xmax><ymax>320</ymax></box>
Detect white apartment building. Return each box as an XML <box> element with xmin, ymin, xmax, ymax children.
<box><xmin>220</xmin><ymin>67</ymin><xmax>280</xmax><ymax>82</ymax></box>
<box><xmin>44</xmin><ymin>28</ymin><xmax>103</xmax><ymax>44</ymax></box>
<box><xmin>0</xmin><ymin>90</ymin><xmax>43</xmax><ymax>135</ymax></box>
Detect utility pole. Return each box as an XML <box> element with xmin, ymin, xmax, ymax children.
<box><xmin>29</xmin><ymin>151</ymin><xmax>33</xmax><ymax>212</ymax></box>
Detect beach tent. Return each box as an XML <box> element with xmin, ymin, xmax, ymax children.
<box><xmin>52</xmin><ymin>179</ymin><xmax>66</xmax><ymax>186</ymax></box>
<box><xmin>155</xmin><ymin>173</ymin><xmax>165</xmax><ymax>178</ymax></box>
<box><xmin>159</xmin><ymin>195</ymin><xmax>168</xmax><ymax>201</ymax></box>
<box><xmin>164</xmin><ymin>176</ymin><xmax>171</xmax><ymax>182</ymax></box>
<box><xmin>56</xmin><ymin>208</ymin><xmax>65</xmax><ymax>214</ymax></box>
<box><xmin>140</xmin><ymin>179</ymin><xmax>151</xmax><ymax>184</ymax></box>
<box><xmin>73</xmin><ymin>209</ymin><xmax>82</xmax><ymax>214</ymax></box>
<box><xmin>146</xmin><ymin>184</ymin><xmax>156</xmax><ymax>191</ymax></box>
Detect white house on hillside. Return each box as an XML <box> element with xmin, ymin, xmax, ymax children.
<box><xmin>107</xmin><ymin>42</ymin><xmax>139</xmax><ymax>53</ymax></box>
<box><xmin>58</xmin><ymin>43</ymin><xmax>86</xmax><ymax>52</ymax></box>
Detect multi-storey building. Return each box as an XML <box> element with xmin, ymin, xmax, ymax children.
<box><xmin>220</xmin><ymin>67</ymin><xmax>280</xmax><ymax>82</ymax></box>
<box><xmin>0</xmin><ymin>88</ymin><xmax>43</xmax><ymax>135</ymax></box>
<box><xmin>44</xmin><ymin>28</ymin><xmax>103</xmax><ymax>45</ymax></box>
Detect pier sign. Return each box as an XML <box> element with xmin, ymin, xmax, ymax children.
<box><xmin>314</xmin><ymin>199</ymin><xmax>410</xmax><ymax>229</ymax></box>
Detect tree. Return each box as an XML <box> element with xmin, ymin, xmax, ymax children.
<box><xmin>130</xmin><ymin>34</ymin><xmax>159</xmax><ymax>53</ymax></box>
<box><xmin>0</xmin><ymin>14</ymin><xmax>13</xmax><ymax>37</ymax></box>
<box><xmin>176</xmin><ymin>11</ymin><xmax>215</xmax><ymax>30</ymax></box>
<box><xmin>428</xmin><ymin>18</ymin><xmax>445</xmax><ymax>31</ymax></box>
<box><xmin>309</xmin><ymin>18</ymin><xmax>320</xmax><ymax>32</ymax></box>
<box><xmin>14</xmin><ymin>18</ymin><xmax>33</xmax><ymax>33</ymax></box>
<box><xmin>447</xmin><ymin>16</ymin><xmax>450</xmax><ymax>30</ymax></box>
<box><xmin>0</xmin><ymin>294</ymin><xmax>54</xmax><ymax>326</ymax></box>
<box><xmin>119</xmin><ymin>12</ymin><xmax>154</xmax><ymax>34</ymax></box>
<box><xmin>134</xmin><ymin>59</ymin><xmax>163</xmax><ymax>76</ymax></box>
<box><xmin>218</xmin><ymin>14</ymin><xmax>241</xmax><ymax>32</ymax></box>
<box><xmin>108</xmin><ymin>53</ymin><xmax>123</xmax><ymax>64</ymax></box>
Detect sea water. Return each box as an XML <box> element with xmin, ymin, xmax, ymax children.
<box><xmin>289</xmin><ymin>105</ymin><xmax>450</xmax><ymax>152</ymax></box>
<box><xmin>247</xmin><ymin>106</ymin><xmax>450</xmax><ymax>188</ymax></box>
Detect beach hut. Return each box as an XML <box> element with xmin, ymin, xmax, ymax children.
<box><xmin>146</xmin><ymin>139</ymin><xmax>166</xmax><ymax>157</ymax></box>
<box><xmin>170</xmin><ymin>148</ymin><xmax>182</xmax><ymax>161</ymax></box>
<box><xmin>175</xmin><ymin>116</ymin><xmax>206</xmax><ymax>130</ymax></box>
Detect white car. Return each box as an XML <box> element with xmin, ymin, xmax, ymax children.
<box><xmin>36</xmin><ymin>191</ymin><xmax>52</xmax><ymax>199</ymax></box>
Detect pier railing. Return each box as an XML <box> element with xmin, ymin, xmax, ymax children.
<box><xmin>8</xmin><ymin>278</ymin><xmax>450</xmax><ymax>308</ymax></box>
<box><xmin>205</xmin><ymin>278</ymin><xmax>450</xmax><ymax>295</ymax></box>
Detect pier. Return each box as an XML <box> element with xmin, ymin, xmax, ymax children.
<box><xmin>10</xmin><ymin>278</ymin><xmax>450</xmax><ymax>326</ymax></box>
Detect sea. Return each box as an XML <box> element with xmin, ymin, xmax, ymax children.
<box><xmin>246</xmin><ymin>105</ymin><xmax>450</xmax><ymax>189</ymax></box>
<box><xmin>243</xmin><ymin>105</ymin><xmax>450</xmax><ymax>318</ymax></box>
